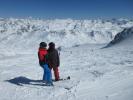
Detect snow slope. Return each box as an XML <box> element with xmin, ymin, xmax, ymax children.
<box><xmin>0</xmin><ymin>18</ymin><xmax>133</xmax><ymax>100</ymax></box>
<box><xmin>0</xmin><ymin>39</ymin><xmax>133</xmax><ymax>100</ymax></box>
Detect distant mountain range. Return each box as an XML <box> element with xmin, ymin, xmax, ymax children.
<box><xmin>0</xmin><ymin>18</ymin><xmax>133</xmax><ymax>48</ymax></box>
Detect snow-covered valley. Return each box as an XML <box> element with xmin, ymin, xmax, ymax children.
<box><xmin>0</xmin><ymin>18</ymin><xmax>133</xmax><ymax>100</ymax></box>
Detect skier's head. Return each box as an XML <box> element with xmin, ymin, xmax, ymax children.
<box><xmin>49</xmin><ymin>42</ymin><xmax>55</xmax><ymax>49</ymax></box>
<box><xmin>39</xmin><ymin>42</ymin><xmax>47</xmax><ymax>48</ymax></box>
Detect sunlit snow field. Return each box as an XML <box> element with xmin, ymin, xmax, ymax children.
<box><xmin>0</xmin><ymin>41</ymin><xmax>133</xmax><ymax>100</ymax></box>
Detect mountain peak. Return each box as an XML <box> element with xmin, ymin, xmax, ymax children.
<box><xmin>104</xmin><ymin>27</ymin><xmax>133</xmax><ymax>48</ymax></box>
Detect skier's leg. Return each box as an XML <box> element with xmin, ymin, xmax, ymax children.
<box><xmin>45</xmin><ymin>64</ymin><xmax>53</xmax><ymax>85</ymax></box>
<box><xmin>42</xmin><ymin>65</ymin><xmax>45</xmax><ymax>81</ymax></box>
<box><xmin>53</xmin><ymin>67</ymin><xmax>60</xmax><ymax>81</ymax></box>
<box><xmin>43</xmin><ymin>64</ymin><xmax>48</xmax><ymax>82</ymax></box>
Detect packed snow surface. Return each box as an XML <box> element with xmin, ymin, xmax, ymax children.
<box><xmin>0</xmin><ymin>18</ymin><xmax>133</xmax><ymax>100</ymax></box>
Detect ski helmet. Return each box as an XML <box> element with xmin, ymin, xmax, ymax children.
<box><xmin>49</xmin><ymin>42</ymin><xmax>55</xmax><ymax>48</ymax></box>
<box><xmin>40</xmin><ymin>42</ymin><xmax>47</xmax><ymax>48</ymax></box>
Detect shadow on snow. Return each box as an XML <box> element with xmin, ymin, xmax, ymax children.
<box><xmin>5</xmin><ymin>76</ymin><xmax>45</xmax><ymax>86</ymax></box>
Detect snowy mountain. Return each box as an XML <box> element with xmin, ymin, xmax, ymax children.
<box><xmin>104</xmin><ymin>27</ymin><xmax>133</xmax><ymax>48</ymax></box>
<box><xmin>0</xmin><ymin>18</ymin><xmax>133</xmax><ymax>50</ymax></box>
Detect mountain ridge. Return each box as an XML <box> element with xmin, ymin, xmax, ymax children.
<box><xmin>104</xmin><ymin>27</ymin><xmax>133</xmax><ymax>48</ymax></box>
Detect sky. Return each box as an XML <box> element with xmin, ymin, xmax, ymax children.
<box><xmin>0</xmin><ymin>0</ymin><xmax>133</xmax><ymax>19</ymax></box>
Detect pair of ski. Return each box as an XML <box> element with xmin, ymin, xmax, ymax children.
<box><xmin>52</xmin><ymin>76</ymin><xmax>70</xmax><ymax>82</ymax></box>
<box><xmin>45</xmin><ymin>76</ymin><xmax>71</xmax><ymax>86</ymax></box>
<box><xmin>29</xmin><ymin>76</ymin><xmax>70</xmax><ymax>87</ymax></box>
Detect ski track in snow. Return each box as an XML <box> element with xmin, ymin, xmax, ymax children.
<box><xmin>0</xmin><ymin>43</ymin><xmax>133</xmax><ymax>100</ymax></box>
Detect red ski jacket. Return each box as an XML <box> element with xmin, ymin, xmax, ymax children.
<box><xmin>38</xmin><ymin>47</ymin><xmax>48</xmax><ymax>66</ymax></box>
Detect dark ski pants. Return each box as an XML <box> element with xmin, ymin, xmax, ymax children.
<box><xmin>53</xmin><ymin>67</ymin><xmax>60</xmax><ymax>81</ymax></box>
<box><xmin>43</xmin><ymin>64</ymin><xmax>52</xmax><ymax>84</ymax></box>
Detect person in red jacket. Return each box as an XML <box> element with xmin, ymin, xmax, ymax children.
<box><xmin>38</xmin><ymin>42</ymin><xmax>48</xmax><ymax>67</ymax></box>
<box><xmin>38</xmin><ymin>42</ymin><xmax>53</xmax><ymax>86</ymax></box>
